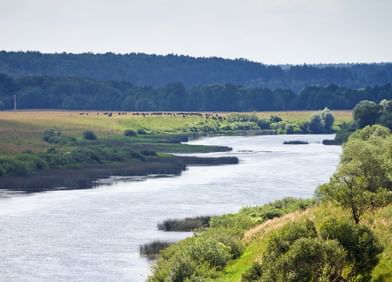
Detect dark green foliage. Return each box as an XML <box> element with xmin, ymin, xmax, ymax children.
<box><xmin>256</xmin><ymin>119</ymin><xmax>270</xmax><ymax>129</ymax></box>
<box><xmin>241</xmin><ymin>262</ymin><xmax>263</xmax><ymax>282</ymax></box>
<box><xmin>353</xmin><ymin>100</ymin><xmax>382</xmax><ymax>128</ymax></box>
<box><xmin>139</xmin><ymin>241</ymin><xmax>173</xmax><ymax>260</ymax></box>
<box><xmin>83</xmin><ymin>130</ymin><xmax>97</xmax><ymax>140</ymax></box>
<box><xmin>0</xmin><ymin>145</ymin><xmax>147</xmax><ymax>177</ymax></box>
<box><xmin>141</xmin><ymin>150</ymin><xmax>157</xmax><ymax>156</ymax></box>
<box><xmin>137</xmin><ymin>129</ymin><xmax>147</xmax><ymax>135</ymax></box>
<box><xmin>43</xmin><ymin>129</ymin><xmax>77</xmax><ymax>145</ymax></box>
<box><xmin>166</xmin><ymin>257</ymin><xmax>198</xmax><ymax>282</ymax></box>
<box><xmin>283</xmin><ymin>140</ymin><xmax>309</xmax><ymax>145</ymax></box>
<box><xmin>333</xmin><ymin>122</ymin><xmax>356</xmax><ymax>144</ymax></box>
<box><xmin>158</xmin><ymin>216</ymin><xmax>210</xmax><ymax>232</ymax></box>
<box><xmin>270</xmin><ymin>115</ymin><xmax>282</xmax><ymax>123</ymax></box>
<box><xmin>43</xmin><ymin>129</ymin><xmax>62</xmax><ymax>143</ymax></box>
<box><xmin>318</xmin><ymin>125</ymin><xmax>392</xmax><ymax>223</ymax></box>
<box><xmin>150</xmin><ymin>198</ymin><xmax>315</xmax><ymax>281</ymax></box>
<box><xmin>1</xmin><ymin>51</ymin><xmax>392</xmax><ymax>92</ymax></box>
<box><xmin>309</xmin><ymin>114</ymin><xmax>324</xmax><ymax>133</ymax></box>
<box><xmin>243</xmin><ymin>221</ymin><xmax>347</xmax><ymax>282</ymax></box>
<box><xmin>0</xmin><ymin>158</ymin><xmax>30</xmax><ymax>176</ymax></box>
<box><xmin>321</xmin><ymin>107</ymin><xmax>335</xmax><ymax>130</ymax></box>
<box><xmin>185</xmin><ymin>237</ymin><xmax>231</xmax><ymax>269</ymax></box>
<box><xmin>320</xmin><ymin>219</ymin><xmax>383</xmax><ymax>279</ymax></box>
<box><xmin>124</xmin><ymin>129</ymin><xmax>137</xmax><ymax>137</ymax></box>
<box><xmin>1</xmin><ymin>70</ymin><xmax>392</xmax><ymax>111</ymax></box>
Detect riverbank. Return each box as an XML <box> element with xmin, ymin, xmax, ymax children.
<box><xmin>0</xmin><ymin>155</ymin><xmax>238</xmax><ymax>192</ymax></box>
<box><xmin>0</xmin><ymin>110</ymin><xmax>348</xmax><ymax>192</ymax></box>
<box><xmin>0</xmin><ymin>134</ymin><xmax>341</xmax><ymax>281</ymax></box>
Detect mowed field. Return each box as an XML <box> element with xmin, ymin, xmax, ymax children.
<box><xmin>0</xmin><ymin>110</ymin><xmax>352</xmax><ymax>155</ymax></box>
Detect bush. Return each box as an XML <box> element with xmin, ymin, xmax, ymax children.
<box><xmin>124</xmin><ymin>129</ymin><xmax>137</xmax><ymax>136</ymax></box>
<box><xmin>320</xmin><ymin>219</ymin><xmax>383</xmax><ymax>278</ymax></box>
<box><xmin>139</xmin><ymin>240</ymin><xmax>172</xmax><ymax>260</ymax></box>
<box><xmin>158</xmin><ymin>216</ymin><xmax>210</xmax><ymax>232</ymax></box>
<box><xmin>270</xmin><ymin>115</ymin><xmax>282</xmax><ymax>123</ymax></box>
<box><xmin>141</xmin><ymin>150</ymin><xmax>157</xmax><ymax>156</ymax></box>
<box><xmin>167</xmin><ymin>256</ymin><xmax>198</xmax><ymax>282</ymax></box>
<box><xmin>256</xmin><ymin>118</ymin><xmax>271</xmax><ymax>129</ymax></box>
<box><xmin>0</xmin><ymin>158</ymin><xmax>31</xmax><ymax>176</ymax></box>
<box><xmin>42</xmin><ymin>129</ymin><xmax>62</xmax><ymax>144</ymax></box>
<box><xmin>16</xmin><ymin>153</ymin><xmax>47</xmax><ymax>170</ymax></box>
<box><xmin>241</xmin><ymin>262</ymin><xmax>263</xmax><ymax>282</ymax></box>
<box><xmin>83</xmin><ymin>130</ymin><xmax>97</xmax><ymax>140</ymax></box>
<box><xmin>137</xmin><ymin>129</ymin><xmax>147</xmax><ymax>135</ymax></box>
<box><xmin>185</xmin><ymin>238</ymin><xmax>231</xmax><ymax>269</ymax></box>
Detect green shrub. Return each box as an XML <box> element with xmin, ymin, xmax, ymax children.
<box><xmin>141</xmin><ymin>150</ymin><xmax>157</xmax><ymax>156</ymax></box>
<box><xmin>167</xmin><ymin>256</ymin><xmax>197</xmax><ymax>282</ymax></box>
<box><xmin>320</xmin><ymin>219</ymin><xmax>383</xmax><ymax>278</ymax></box>
<box><xmin>83</xmin><ymin>130</ymin><xmax>97</xmax><ymax>140</ymax></box>
<box><xmin>256</xmin><ymin>119</ymin><xmax>271</xmax><ymax>129</ymax></box>
<box><xmin>137</xmin><ymin>129</ymin><xmax>147</xmax><ymax>135</ymax></box>
<box><xmin>43</xmin><ymin>129</ymin><xmax>62</xmax><ymax>144</ymax></box>
<box><xmin>43</xmin><ymin>129</ymin><xmax>76</xmax><ymax>145</ymax></box>
<box><xmin>185</xmin><ymin>237</ymin><xmax>231</xmax><ymax>269</ymax></box>
<box><xmin>241</xmin><ymin>262</ymin><xmax>263</xmax><ymax>282</ymax></box>
<box><xmin>16</xmin><ymin>153</ymin><xmax>47</xmax><ymax>170</ymax></box>
<box><xmin>124</xmin><ymin>129</ymin><xmax>137</xmax><ymax>136</ymax></box>
<box><xmin>270</xmin><ymin>115</ymin><xmax>282</xmax><ymax>123</ymax></box>
<box><xmin>0</xmin><ymin>158</ymin><xmax>31</xmax><ymax>176</ymax></box>
<box><xmin>227</xmin><ymin>114</ymin><xmax>259</xmax><ymax>123</ymax></box>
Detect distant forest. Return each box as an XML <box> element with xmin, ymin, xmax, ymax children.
<box><xmin>1</xmin><ymin>51</ymin><xmax>392</xmax><ymax>91</ymax></box>
<box><xmin>1</xmin><ymin>73</ymin><xmax>392</xmax><ymax>111</ymax></box>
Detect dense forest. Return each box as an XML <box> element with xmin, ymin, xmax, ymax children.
<box><xmin>0</xmin><ymin>73</ymin><xmax>392</xmax><ymax>111</ymax></box>
<box><xmin>1</xmin><ymin>51</ymin><xmax>392</xmax><ymax>91</ymax></box>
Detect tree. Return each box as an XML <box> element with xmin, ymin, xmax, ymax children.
<box><xmin>353</xmin><ymin>100</ymin><xmax>381</xmax><ymax>128</ymax></box>
<box><xmin>318</xmin><ymin>125</ymin><xmax>392</xmax><ymax>223</ymax></box>
<box><xmin>320</xmin><ymin>107</ymin><xmax>335</xmax><ymax>131</ymax></box>
<box><xmin>320</xmin><ymin>219</ymin><xmax>383</xmax><ymax>280</ymax></box>
<box><xmin>309</xmin><ymin>114</ymin><xmax>324</xmax><ymax>133</ymax></box>
<box><xmin>83</xmin><ymin>130</ymin><xmax>97</xmax><ymax>140</ymax></box>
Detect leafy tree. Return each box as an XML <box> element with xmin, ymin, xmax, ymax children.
<box><xmin>83</xmin><ymin>130</ymin><xmax>97</xmax><ymax>140</ymax></box>
<box><xmin>320</xmin><ymin>107</ymin><xmax>335</xmax><ymax>131</ymax></box>
<box><xmin>320</xmin><ymin>219</ymin><xmax>383</xmax><ymax>280</ymax></box>
<box><xmin>309</xmin><ymin>114</ymin><xmax>324</xmax><ymax>133</ymax></box>
<box><xmin>353</xmin><ymin>100</ymin><xmax>382</xmax><ymax>128</ymax></box>
<box><xmin>318</xmin><ymin>125</ymin><xmax>392</xmax><ymax>223</ymax></box>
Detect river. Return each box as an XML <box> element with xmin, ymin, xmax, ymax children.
<box><xmin>0</xmin><ymin>134</ymin><xmax>341</xmax><ymax>281</ymax></box>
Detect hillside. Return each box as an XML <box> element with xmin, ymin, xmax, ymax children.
<box><xmin>149</xmin><ymin>125</ymin><xmax>392</xmax><ymax>281</ymax></box>
<box><xmin>1</xmin><ymin>51</ymin><xmax>392</xmax><ymax>90</ymax></box>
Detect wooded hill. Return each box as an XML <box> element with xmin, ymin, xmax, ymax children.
<box><xmin>1</xmin><ymin>51</ymin><xmax>392</xmax><ymax>91</ymax></box>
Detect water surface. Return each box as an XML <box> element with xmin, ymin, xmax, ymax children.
<box><xmin>0</xmin><ymin>134</ymin><xmax>341</xmax><ymax>281</ymax></box>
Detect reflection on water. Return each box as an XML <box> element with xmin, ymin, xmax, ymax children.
<box><xmin>0</xmin><ymin>134</ymin><xmax>341</xmax><ymax>282</ymax></box>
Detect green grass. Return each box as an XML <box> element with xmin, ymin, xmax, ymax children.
<box><xmin>0</xmin><ymin>110</ymin><xmax>352</xmax><ymax>155</ymax></box>
<box><xmin>213</xmin><ymin>203</ymin><xmax>392</xmax><ymax>281</ymax></box>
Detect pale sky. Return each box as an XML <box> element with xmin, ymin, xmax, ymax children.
<box><xmin>0</xmin><ymin>0</ymin><xmax>391</xmax><ymax>64</ymax></box>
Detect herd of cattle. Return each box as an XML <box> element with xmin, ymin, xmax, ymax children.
<box><xmin>78</xmin><ymin>111</ymin><xmax>226</xmax><ymax>121</ymax></box>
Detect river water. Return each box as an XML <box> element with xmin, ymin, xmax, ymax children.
<box><xmin>0</xmin><ymin>134</ymin><xmax>341</xmax><ymax>282</ymax></box>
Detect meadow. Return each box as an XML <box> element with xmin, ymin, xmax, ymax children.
<box><xmin>0</xmin><ymin>110</ymin><xmax>351</xmax><ymax>155</ymax></box>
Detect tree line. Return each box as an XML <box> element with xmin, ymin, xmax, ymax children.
<box><xmin>0</xmin><ymin>51</ymin><xmax>392</xmax><ymax>91</ymax></box>
<box><xmin>1</xmin><ymin>73</ymin><xmax>392</xmax><ymax>111</ymax></box>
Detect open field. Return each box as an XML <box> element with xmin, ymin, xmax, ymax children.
<box><xmin>0</xmin><ymin>110</ymin><xmax>352</xmax><ymax>155</ymax></box>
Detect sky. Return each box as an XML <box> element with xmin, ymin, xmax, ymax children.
<box><xmin>0</xmin><ymin>0</ymin><xmax>391</xmax><ymax>64</ymax></box>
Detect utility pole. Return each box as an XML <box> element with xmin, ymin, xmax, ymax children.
<box><xmin>13</xmin><ymin>94</ymin><xmax>16</xmax><ymax>111</ymax></box>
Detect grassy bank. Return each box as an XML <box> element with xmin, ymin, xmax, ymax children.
<box><xmin>0</xmin><ymin>110</ymin><xmax>350</xmax><ymax>154</ymax></box>
<box><xmin>149</xmin><ymin>125</ymin><xmax>392</xmax><ymax>282</ymax></box>
<box><xmin>0</xmin><ymin>110</ymin><xmax>350</xmax><ymax>191</ymax></box>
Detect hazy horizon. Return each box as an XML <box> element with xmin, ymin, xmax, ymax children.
<box><xmin>1</xmin><ymin>0</ymin><xmax>391</xmax><ymax>64</ymax></box>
